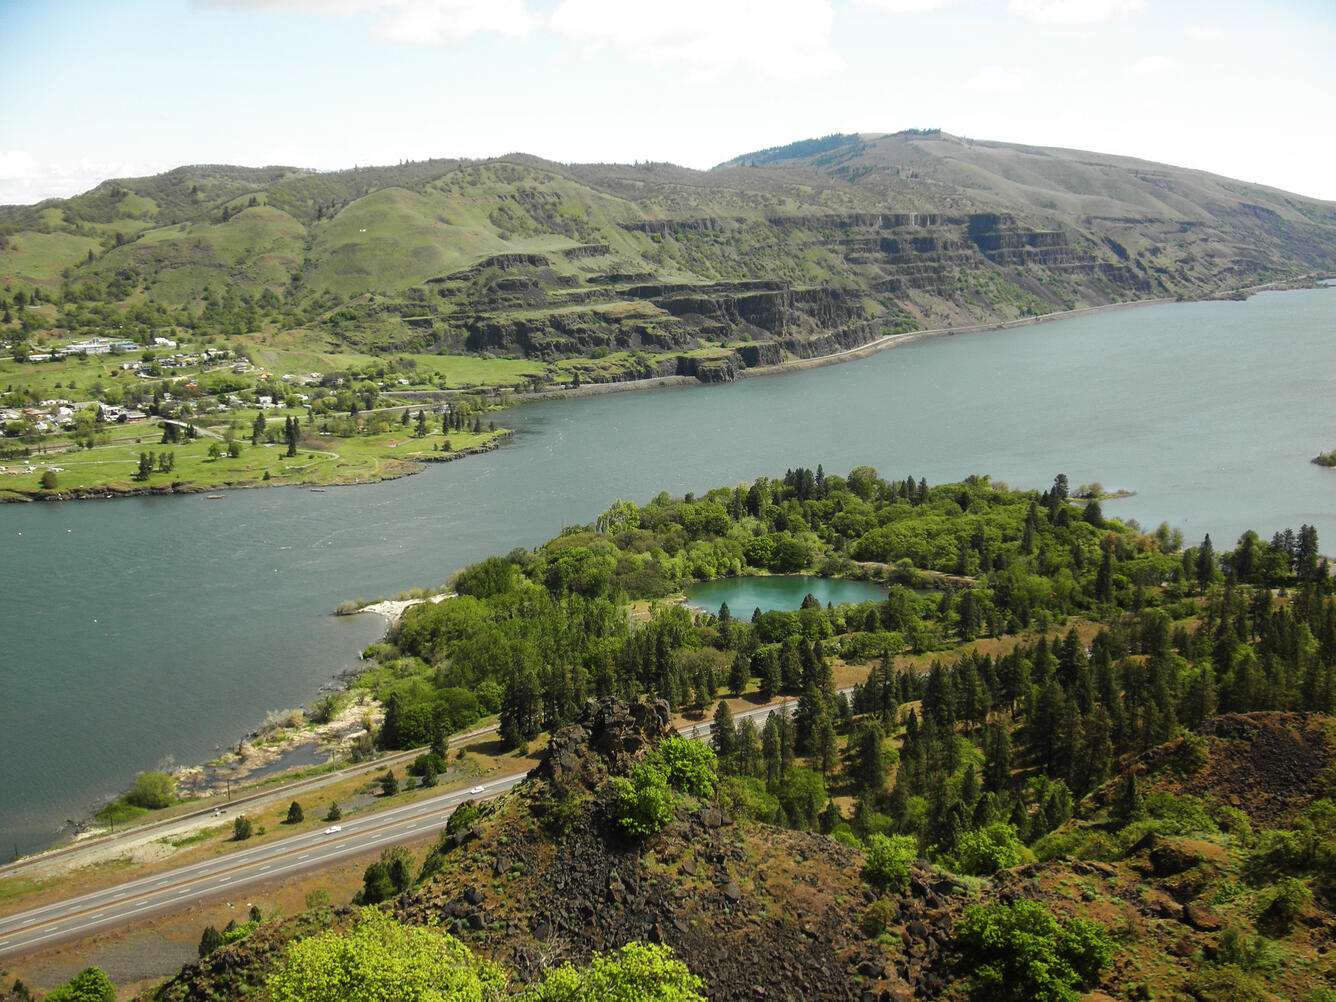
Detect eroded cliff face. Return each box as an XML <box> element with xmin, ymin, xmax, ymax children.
<box><xmin>412</xmin><ymin>210</ymin><xmax>1166</xmax><ymax>384</ymax></box>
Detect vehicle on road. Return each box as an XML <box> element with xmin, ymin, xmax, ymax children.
<box><xmin>469</xmin><ymin>785</ymin><xmax>485</xmax><ymax>795</ymax></box>
<box><xmin>322</xmin><ymin>825</ymin><xmax>342</xmax><ymax>835</ymax></box>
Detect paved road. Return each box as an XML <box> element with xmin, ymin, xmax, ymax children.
<box><xmin>0</xmin><ymin>775</ymin><xmax>524</xmax><ymax>959</ymax></box>
<box><xmin>0</xmin><ymin>695</ymin><xmax>823</xmax><ymax>960</ymax></box>
<box><xmin>0</xmin><ymin>721</ymin><xmax>502</xmax><ymax>883</ymax></box>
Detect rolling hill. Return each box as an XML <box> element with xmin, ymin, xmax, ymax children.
<box><xmin>3</xmin><ymin>131</ymin><xmax>1334</xmax><ymax>381</ymax></box>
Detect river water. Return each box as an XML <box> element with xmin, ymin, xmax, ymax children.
<box><xmin>2</xmin><ymin>285</ymin><xmax>1334</xmax><ymax>856</ymax></box>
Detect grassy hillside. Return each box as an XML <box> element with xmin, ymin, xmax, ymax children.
<box><xmin>2</xmin><ymin>133</ymin><xmax>1333</xmax><ymax>453</ymax></box>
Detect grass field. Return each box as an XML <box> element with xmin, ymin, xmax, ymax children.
<box><xmin>0</xmin><ymin>421</ymin><xmax>508</xmax><ymax>500</ymax></box>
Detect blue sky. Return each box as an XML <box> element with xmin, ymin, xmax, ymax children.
<box><xmin>2</xmin><ymin>0</ymin><xmax>1333</xmax><ymax>204</ymax></box>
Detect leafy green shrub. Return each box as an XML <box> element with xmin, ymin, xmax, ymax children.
<box><xmin>648</xmin><ymin>738</ymin><xmax>717</xmax><ymax>798</ymax></box>
<box><xmin>1171</xmin><ymin>732</ymin><xmax>1211</xmax><ymax>774</ymax></box>
<box><xmin>717</xmin><ymin>776</ymin><xmax>779</xmax><ymax>824</ymax></box>
<box><xmin>125</xmin><ymin>771</ymin><xmax>176</xmax><ymax>809</ymax></box>
<box><xmin>862</xmin><ymin>833</ymin><xmax>917</xmax><ymax>890</ymax></box>
<box><xmin>44</xmin><ymin>966</ymin><xmax>116</xmax><ymax>1002</ymax></box>
<box><xmin>232</xmin><ymin>815</ymin><xmax>253</xmax><ymax>840</ymax></box>
<box><xmin>1145</xmin><ymin>792</ymin><xmax>1217</xmax><ymax>836</ymax></box>
<box><xmin>861</xmin><ymin>898</ymin><xmax>898</xmax><ymax>937</ymax></box>
<box><xmin>447</xmin><ymin>799</ymin><xmax>482</xmax><ymax>835</ymax></box>
<box><xmin>611</xmin><ymin>765</ymin><xmax>675</xmax><ymax>838</ymax></box>
<box><xmin>220</xmin><ymin>918</ymin><xmax>259</xmax><ymax>946</ymax></box>
<box><xmin>521</xmin><ymin>941</ymin><xmax>706</xmax><ymax>1001</ymax></box>
<box><xmin>1259</xmin><ymin>876</ymin><xmax>1312</xmax><ymax>933</ymax></box>
<box><xmin>773</xmin><ymin>766</ymin><xmax>827</xmax><ymax>830</ymax></box>
<box><xmin>410</xmin><ymin>751</ymin><xmax>447</xmax><ymax>777</ymax></box>
<box><xmin>954</xmin><ymin>822</ymin><xmax>1024</xmax><ymax>875</ymax></box>
<box><xmin>953</xmin><ymin>899</ymin><xmax>1111</xmax><ymax>1002</ymax></box>
<box><xmin>1215</xmin><ymin>928</ymin><xmax>1281</xmax><ymax>973</ymax></box>
<box><xmin>1032</xmin><ymin>826</ymin><xmax>1123</xmax><ymax>863</ymax></box>
<box><xmin>831</xmin><ymin>826</ymin><xmax>864</xmax><ymax>850</ymax></box>
<box><xmin>1186</xmin><ymin>965</ymin><xmax>1270</xmax><ymax>1002</ymax></box>
<box><xmin>266</xmin><ymin>908</ymin><xmax>506</xmax><ymax>1002</ymax></box>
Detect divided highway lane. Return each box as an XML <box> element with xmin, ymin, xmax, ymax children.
<box><xmin>0</xmin><ymin>720</ymin><xmax>503</xmax><ymax>882</ymax></box>
<box><xmin>0</xmin><ymin>775</ymin><xmax>523</xmax><ymax>959</ymax></box>
<box><xmin>0</xmin><ymin>693</ymin><xmax>827</xmax><ymax>960</ymax></box>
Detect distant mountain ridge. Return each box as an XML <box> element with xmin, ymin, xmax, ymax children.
<box><xmin>2</xmin><ymin>131</ymin><xmax>1333</xmax><ymax>378</ymax></box>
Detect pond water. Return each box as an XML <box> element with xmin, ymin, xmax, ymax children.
<box><xmin>683</xmin><ymin>575</ymin><xmax>890</xmax><ymax>616</ymax></box>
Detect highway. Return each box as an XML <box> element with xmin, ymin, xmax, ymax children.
<box><xmin>0</xmin><ymin>775</ymin><xmax>524</xmax><ymax>959</ymax></box>
<box><xmin>0</xmin><ymin>696</ymin><xmax>808</xmax><ymax>960</ymax></box>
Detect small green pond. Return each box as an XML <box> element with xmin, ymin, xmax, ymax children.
<box><xmin>683</xmin><ymin>575</ymin><xmax>889</xmax><ymax>615</ymax></box>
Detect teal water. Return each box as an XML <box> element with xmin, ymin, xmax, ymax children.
<box><xmin>683</xmin><ymin>576</ymin><xmax>889</xmax><ymax>616</ymax></box>
<box><xmin>2</xmin><ymin>285</ymin><xmax>1335</xmax><ymax>855</ymax></box>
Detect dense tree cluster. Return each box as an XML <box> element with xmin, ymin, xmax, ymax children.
<box><xmin>363</xmin><ymin>468</ymin><xmax>1336</xmax><ymax>862</ymax></box>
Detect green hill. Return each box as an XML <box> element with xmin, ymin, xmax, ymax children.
<box><xmin>3</xmin><ymin>132</ymin><xmax>1334</xmax><ymax>387</ymax></box>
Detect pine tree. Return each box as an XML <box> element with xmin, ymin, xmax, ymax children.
<box><xmin>198</xmin><ymin>925</ymin><xmax>223</xmax><ymax>957</ymax></box>
<box><xmin>853</xmin><ymin>721</ymin><xmax>886</xmax><ymax>793</ymax></box>
<box><xmin>728</xmin><ymin>650</ymin><xmax>750</xmax><ymax>695</ymax></box>
<box><xmin>1113</xmin><ymin>768</ymin><xmax>1145</xmax><ymax>824</ymax></box>
<box><xmin>712</xmin><ymin>700</ymin><xmax>736</xmax><ymax>764</ymax></box>
<box><xmin>1196</xmin><ymin>534</ymin><xmax>1216</xmax><ymax>594</ymax></box>
<box><xmin>761</xmin><ymin>715</ymin><xmax>781</xmax><ymax>783</ymax></box>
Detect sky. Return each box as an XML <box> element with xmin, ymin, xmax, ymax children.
<box><xmin>1</xmin><ymin>0</ymin><xmax>1334</xmax><ymax>205</ymax></box>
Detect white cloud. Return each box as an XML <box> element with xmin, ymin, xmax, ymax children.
<box><xmin>1009</xmin><ymin>0</ymin><xmax>1145</xmax><ymax>24</ymax></box>
<box><xmin>853</xmin><ymin>0</ymin><xmax>962</xmax><ymax>12</ymax></box>
<box><xmin>200</xmin><ymin>0</ymin><xmax>534</xmax><ymax>45</ymax></box>
<box><xmin>0</xmin><ymin>152</ymin><xmax>161</xmax><ymax>206</ymax></box>
<box><xmin>1129</xmin><ymin>54</ymin><xmax>1175</xmax><ymax>75</ymax></box>
<box><xmin>548</xmin><ymin>0</ymin><xmax>842</xmax><ymax>82</ymax></box>
<box><xmin>964</xmin><ymin>64</ymin><xmax>1030</xmax><ymax>93</ymax></box>
<box><xmin>1184</xmin><ymin>24</ymin><xmax>1227</xmax><ymax>41</ymax></box>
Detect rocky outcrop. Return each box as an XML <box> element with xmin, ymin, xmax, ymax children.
<box><xmin>533</xmin><ymin>696</ymin><xmax>673</xmax><ymax>791</ymax></box>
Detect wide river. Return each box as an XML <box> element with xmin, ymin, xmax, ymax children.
<box><xmin>2</xmin><ymin>285</ymin><xmax>1334</xmax><ymax>856</ymax></box>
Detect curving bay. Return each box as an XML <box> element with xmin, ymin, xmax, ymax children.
<box><xmin>3</xmin><ymin>285</ymin><xmax>1335</xmax><ymax>856</ymax></box>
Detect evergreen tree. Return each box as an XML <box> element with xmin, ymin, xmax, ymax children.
<box><xmin>712</xmin><ymin>700</ymin><xmax>736</xmax><ymax>764</ymax></box>
<box><xmin>728</xmin><ymin>650</ymin><xmax>750</xmax><ymax>695</ymax></box>
<box><xmin>1112</xmin><ymin>769</ymin><xmax>1145</xmax><ymax>824</ymax></box>
<box><xmin>1196</xmin><ymin>533</ymin><xmax>1216</xmax><ymax>594</ymax></box>
<box><xmin>735</xmin><ymin>718</ymin><xmax>760</xmax><ymax>778</ymax></box>
<box><xmin>853</xmin><ymin>721</ymin><xmax>886</xmax><ymax>793</ymax></box>
<box><xmin>198</xmin><ymin>925</ymin><xmax>223</xmax><ymax>957</ymax></box>
<box><xmin>761</xmin><ymin>715</ymin><xmax>781</xmax><ymax>783</ymax></box>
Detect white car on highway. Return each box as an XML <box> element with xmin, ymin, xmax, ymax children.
<box><xmin>469</xmin><ymin>785</ymin><xmax>485</xmax><ymax>795</ymax></box>
<box><xmin>322</xmin><ymin>825</ymin><xmax>342</xmax><ymax>835</ymax></box>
